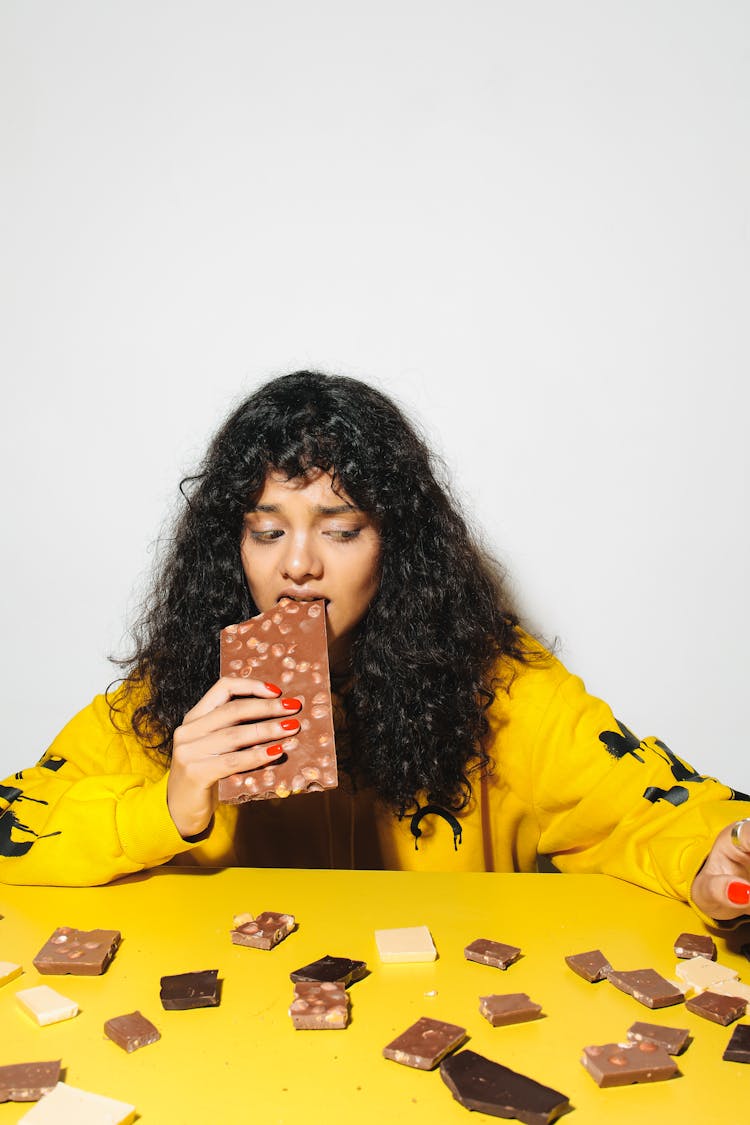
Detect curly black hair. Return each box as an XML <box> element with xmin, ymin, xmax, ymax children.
<box><xmin>114</xmin><ymin>370</ymin><xmax>528</xmax><ymax>814</ymax></box>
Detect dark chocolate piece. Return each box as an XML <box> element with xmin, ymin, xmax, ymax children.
<box><xmin>230</xmin><ymin>911</ymin><xmax>295</xmax><ymax>950</ymax></box>
<box><xmin>464</xmin><ymin>938</ymin><xmax>521</xmax><ymax>969</ymax></box>
<box><xmin>219</xmin><ymin>598</ymin><xmax>336</xmax><ymax>803</ymax></box>
<box><xmin>440</xmin><ymin>1050</ymin><xmax>570</xmax><ymax>1125</ymax></box>
<box><xmin>685</xmin><ymin>990</ymin><xmax>746</xmax><ymax>1025</ymax></box>
<box><xmin>582</xmin><ymin>1041</ymin><xmax>678</xmax><ymax>1087</ymax></box>
<box><xmin>607</xmin><ymin>968</ymin><xmax>684</xmax><ymax>1008</ymax></box>
<box><xmin>160</xmin><ymin>969</ymin><xmax>220</xmax><ymax>1010</ymax></box>
<box><xmin>383</xmin><ymin>1017</ymin><xmax>466</xmax><ymax>1070</ymax></box>
<box><xmin>723</xmin><ymin>1022</ymin><xmax>750</xmax><ymax>1062</ymax></box>
<box><xmin>104</xmin><ymin>1010</ymin><xmax>161</xmax><ymax>1051</ymax></box>
<box><xmin>0</xmin><ymin>1060</ymin><xmax>61</xmax><ymax>1103</ymax></box>
<box><xmin>564</xmin><ymin>949</ymin><xmax>612</xmax><ymax>983</ymax></box>
<box><xmin>673</xmin><ymin>932</ymin><xmax>717</xmax><ymax>960</ymax></box>
<box><xmin>479</xmin><ymin>993</ymin><xmax>543</xmax><ymax>1027</ymax></box>
<box><xmin>289</xmin><ymin>980</ymin><xmax>349</xmax><ymax>1029</ymax></box>
<box><xmin>626</xmin><ymin>1020</ymin><xmax>690</xmax><ymax>1055</ymax></box>
<box><xmin>290</xmin><ymin>954</ymin><xmax>367</xmax><ymax>986</ymax></box>
<box><xmin>32</xmin><ymin>927</ymin><xmax>121</xmax><ymax>976</ymax></box>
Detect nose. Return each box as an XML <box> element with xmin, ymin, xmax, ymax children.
<box><xmin>281</xmin><ymin>532</ymin><xmax>323</xmax><ymax>583</ymax></box>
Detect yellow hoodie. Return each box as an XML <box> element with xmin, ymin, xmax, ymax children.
<box><xmin>1</xmin><ymin>637</ymin><xmax>747</xmax><ymax>926</ymax></box>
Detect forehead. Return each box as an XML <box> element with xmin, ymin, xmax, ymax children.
<box><xmin>252</xmin><ymin>468</ymin><xmax>354</xmax><ymax>509</ymax></box>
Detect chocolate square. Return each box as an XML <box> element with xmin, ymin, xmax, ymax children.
<box><xmin>0</xmin><ymin>1060</ymin><xmax>61</xmax><ymax>1103</ymax></box>
<box><xmin>626</xmin><ymin>1020</ymin><xmax>690</xmax><ymax>1055</ymax></box>
<box><xmin>290</xmin><ymin>955</ymin><xmax>367</xmax><ymax>986</ymax></box>
<box><xmin>289</xmin><ymin>981</ymin><xmax>349</xmax><ymax>1029</ymax></box>
<box><xmin>607</xmin><ymin>968</ymin><xmax>684</xmax><ymax>1008</ymax></box>
<box><xmin>383</xmin><ymin>1017</ymin><xmax>466</xmax><ymax>1070</ymax></box>
<box><xmin>33</xmin><ymin>927</ymin><xmax>121</xmax><ymax>976</ymax></box>
<box><xmin>723</xmin><ymin>1023</ymin><xmax>750</xmax><ymax>1063</ymax></box>
<box><xmin>564</xmin><ymin>949</ymin><xmax>612</xmax><ymax>983</ymax></box>
<box><xmin>673</xmin><ymin>932</ymin><xmax>717</xmax><ymax>960</ymax></box>
<box><xmin>582</xmin><ymin>1041</ymin><xmax>678</xmax><ymax>1087</ymax></box>
<box><xmin>685</xmin><ymin>990</ymin><xmax>746</xmax><ymax>1026</ymax></box>
<box><xmin>230</xmin><ymin>911</ymin><xmax>295</xmax><ymax>950</ymax></box>
<box><xmin>159</xmin><ymin>969</ymin><xmax>220</xmax><ymax>1010</ymax></box>
<box><xmin>464</xmin><ymin>938</ymin><xmax>520</xmax><ymax>969</ymax></box>
<box><xmin>440</xmin><ymin>1050</ymin><xmax>570</xmax><ymax>1124</ymax></box>
<box><xmin>104</xmin><ymin>1011</ymin><xmax>161</xmax><ymax>1052</ymax></box>
<box><xmin>479</xmin><ymin>993</ymin><xmax>543</xmax><ymax>1027</ymax></box>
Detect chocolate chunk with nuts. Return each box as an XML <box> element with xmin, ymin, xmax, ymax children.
<box><xmin>33</xmin><ymin>927</ymin><xmax>121</xmax><ymax>976</ymax></box>
<box><xmin>564</xmin><ymin>949</ymin><xmax>612</xmax><ymax>982</ymax></box>
<box><xmin>289</xmin><ymin>981</ymin><xmax>349</xmax><ymax>1029</ymax></box>
<box><xmin>441</xmin><ymin>1050</ymin><xmax>570</xmax><ymax>1124</ymax></box>
<box><xmin>673</xmin><ymin>932</ymin><xmax>717</xmax><ymax>960</ymax></box>
<box><xmin>607</xmin><ymin>968</ymin><xmax>684</xmax><ymax>1008</ymax></box>
<box><xmin>160</xmin><ymin>969</ymin><xmax>220</xmax><ymax>1010</ymax></box>
<box><xmin>723</xmin><ymin>1023</ymin><xmax>750</xmax><ymax>1063</ymax></box>
<box><xmin>104</xmin><ymin>1011</ymin><xmax>161</xmax><ymax>1052</ymax></box>
<box><xmin>230</xmin><ymin>911</ymin><xmax>295</xmax><ymax>950</ymax></box>
<box><xmin>685</xmin><ymin>990</ymin><xmax>747</xmax><ymax>1026</ymax></box>
<box><xmin>383</xmin><ymin>1017</ymin><xmax>466</xmax><ymax>1070</ymax></box>
<box><xmin>582</xmin><ymin>1041</ymin><xmax>678</xmax><ymax>1087</ymax></box>
<box><xmin>626</xmin><ymin>1020</ymin><xmax>690</xmax><ymax>1055</ymax></box>
<box><xmin>464</xmin><ymin>938</ymin><xmax>520</xmax><ymax>969</ymax></box>
<box><xmin>219</xmin><ymin>598</ymin><xmax>336</xmax><ymax>803</ymax></box>
<box><xmin>479</xmin><ymin>993</ymin><xmax>543</xmax><ymax>1027</ymax></box>
<box><xmin>290</xmin><ymin>955</ymin><xmax>367</xmax><ymax>986</ymax></box>
<box><xmin>0</xmin><ymin>1060</ymin><xmax>61</xmax><ymax>1103</ymax></box>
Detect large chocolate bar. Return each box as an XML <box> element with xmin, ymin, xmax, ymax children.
<box><xmin>685</xmin><ymin>990</ymin><xmax>747</xmax><ymax>1025</ymax></box>
<box><xmin>0</xmin><ymin>1060</ymin><xmax>61</xmax><ymax>1103</ymax></box>
<box><xmin>440</xmin><ymin>1050</ymin><xmax>570</xmax><ymax>1125</ymax></box>
<box><xmin>626</xmin><ymin>1020</ymin><xmax>690</xmax><ymax>1055</ymax></box>
<box><xmin>230</xmin><ymin>911</ymin><xmax>295</xmax><ymax>950</ymax></box>
<box><xmin>159</xmin><ymin>969</ymin><xmax>220</xmax><ymax>1010</ymax></box>
<box><xmin>723</xmin><ymin>1023</ymin><xmax>750</xmax><ymax>1063</ymax></box>
<box><xmin>564</xmin><ymin>949</ymin><xmax>611</xmax><ymax>983</ymax></box>
<box><xmin>607</xmin><ymin>968</ymin><xmax>684</xmax><ymax>1008</ymax></box>
<box><xmin>290</xmin><ymin>955</ymin><xmax>367</xmax><ymax>986</ymax></box>
<box><xmin>289</xmin><ymin>981</ymin><xmax>349</xmax><ymax>1029</ymax></box>
<box><xmin>219</xmin><ymin>598</ymin><xmax>336</xmax><ymax>803</ymax></box>
<box><xmin>32</xmin><ymin>927</ymin><xmax>121</xmax><ymax>976</ymax></box>
<box><xmin>581</xmin><ymin>1041</ymin><xmax>678</xmax><ymax>1087</ymax></box>
<box><xmin>464</xmin><ymin>938</ymin><xmax>520</xmax><ymax>969</ymax></box>
<box><xmin>382</xmin><ymin>1016</ymin><xmax>466</xmax><ymax>1070</ymax></box>
<box><xmin>104</xmin><ymin>1011</ymin><xmax>161</xmax><ymax>1052</ymax></box>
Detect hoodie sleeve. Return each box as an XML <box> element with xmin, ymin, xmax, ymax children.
<box><xmin>0</xmin><ymin>692</ymin><xmax>195</xmax><ymax>886</ymax></box>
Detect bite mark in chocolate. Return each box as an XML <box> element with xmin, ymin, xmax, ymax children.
<box><xmin>582</xmin><ymin>1041</ymin><xmax>679</xmax><ymax>1087</ymax></box>
<box><xmin>685</xmin><ymin>990</ymin><xmax>747</xmax><ymax>1025</ymax></box>
<box><xmin>383</xmin><ymin>1016</ymin><xmax>466</xmax><ymax>1069</ymax></box>
<box><xmin>230</xmin><ymin>911</ymin><xmax>295</xmax><ymax>949</ymax></box>
<box><xmin>104</xmin><ymin>1011</ymin><xmax>161</xmax><ymax>1052</ymax></box>
<box><xmin>564</xmin><ymin>949</ymin><xmax>611</xmax><ymax>983</ymax></box>
<box><xmin>289</xmin><ymin>981</ymin><xmax>349</xmax><ymax>1029</ymax></box>
<box><xmin>290</xmin><ymin>955</ymin><xmax>367</xmax><ymax>986</ymax></box>
<box><xmin>219</xmin><ymin>598</ymin><xmax>336</xmax><ymax>803</ymax></box>
<box><xmin>464</xmin><ymin>938</ymin><xmax>520</xmax><ymax>970</ymax></box>
<box><xmin>440</xmin><ymin>1049</ymin><xmax>570</xmax><ymax>1124</ymax></box>
<box><xmin>159</xmin><ymin>969</ymin><xmax>220</xmax><ymax>1010</ymax></box>
<box><xmin>479</xmin><ymin>993</ymin><xmax>543</xmax><ymax>1027</ymax></box>
<box><xmin>32</xmin><ymin>927</ymin><xmax>121</xmax><ymax>976</ymax></box>
<box><xmin>0</xmin><ymin>1060</ymin><xmax>61</xmax><ymax>1103</ymax></box>
<box><xmin>607</xmin><ymin>968</ymin><xmax>684</xmax><ymax>1008</ymax></box>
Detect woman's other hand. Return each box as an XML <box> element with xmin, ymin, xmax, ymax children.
<box><xmin>691</xmin><ymin>818</ymin><xmax>750</xmax><ymax>920</ymax></box>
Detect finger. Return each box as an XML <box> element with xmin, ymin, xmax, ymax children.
<box><xmin>174</xmin><ymin>716</ymin><xmax>302</xmax><ymax>760</ymax></box>
<box><xmin>726</xmin><ymin>879</ymin><xmax>750</xmax><ymax>909</ymax></box>
<box><xmin>184</xmin><ymin>677</ymin><xmax>282</xmax><ymax>723</ymax></box>
<box><xmin>729</xmin><ymin>818</ymin><xmax>750</xmax><ymax>856</ymax></box>
<box><xmin>179</xmin><ymin>695</ymin><xmax>302</xmax><ymax>743</ymax></box>
<box><xmin>178</xmin><ymin>741</ymin><xmax>287</xmax><ymax>791</ymax></box>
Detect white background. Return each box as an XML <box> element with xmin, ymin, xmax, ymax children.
<box><xmin>1</xmin><ymin>1</ymin><xmax>748</xmax><ymax>789</ymax></box>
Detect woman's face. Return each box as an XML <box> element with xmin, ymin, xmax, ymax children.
<box><xmin>240</xmin><ymin>469</ymin><xmax>381</xmax><ymax>671</ymax></box>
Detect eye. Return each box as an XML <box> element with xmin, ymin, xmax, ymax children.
<box><xmin>249</xmin><ymin>529</ymin><xmax>284</xmax><ymax>542</ymax></box>
<box><xmin>325</xmin><ymin>528</ymin><xmax>361</xmax><ymax>541</ymax></box>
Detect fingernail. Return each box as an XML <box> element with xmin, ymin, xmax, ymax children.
<box><xmin>727</xmin><ymin>881</ymin><xmax>750</xmax><ymax>906</ymax></box>
<box><xmin>280</xmin><ymin>718</ymin><xmax>301</xmax><ymax>731</ymax></box>
<box><xmin>281</xmin><ymin>697</ymin><xmax>302</xmax><ymax>711</ymax></box>
<box><xmin>264</xmin><ymin>682</ymin><xmax>282</xmax><ymax>694</ymax></box>
<box><xmin>265</xmin><ymin>743</ymin><xmax>284</xmax><ymax>757</ymax></box>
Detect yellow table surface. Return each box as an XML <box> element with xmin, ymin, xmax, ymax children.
<box><xmin>1</xmin><ymin>869</ymin><xmax>749</xmax><ymax>1123</ymax></box>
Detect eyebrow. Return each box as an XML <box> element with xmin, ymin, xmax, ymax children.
<box><xmin>249</xmin><ymin>503</ymin><xmax>358</xmax><ymax>515</ymax></box>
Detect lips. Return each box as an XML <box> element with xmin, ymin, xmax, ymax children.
<box><xmin>277</xmin><ymin>592</ymin><xmax>329</xmax><ymax>606</ymax></box>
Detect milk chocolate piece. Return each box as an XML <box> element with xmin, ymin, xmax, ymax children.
<box><xmin>607</xmin><ymin>968</ymin><xmax>684</xmax><ymax>1008</ymax></box>
<box><xmin>723</xmin><ymin>1022</ymin><xmax>750</xmax><ymax>1062</ymax></box>
<box><xmin>383</xmin><ymin>1016</ymin><xmax>466</xmax><ymax>1070</ymax></box>
<box><xmin>159</xmin><ymin>969</ymin><xmax>219</xmax><ymax>1010</ymax></box>
<box><xmin>104</xmin><ymin>1010</ymin><xmax>161</xmax><ymax>1051</ymax></box>
<box><xmin>464</xmin><ymin>938</ymin><xmax>521</xmax><ymax>969</ymax></box>
<box><xmin>479</xmin><ymin>993</ymin><xmax>543</xmax><ymax>1027</ymax></box>
<box><xmin>230</xmin><ymin>911</ymin><xmax>295</xmax><ymax>949</ymax></box>
<box><xmin>219</xmin><ymin>598</ymin><xmax>336</xmax><ymax>803</ymax></box>
<box><xmin>289</xmin><ymin>980</ymin><xmax>349</xmax><ymax>1029</ymax></box>
<box><xmin>582</xmin><ymin>1041</ymin><xmax>678</xmax><ymax>1087</ymax></box>
<box><xmin>673</xmin><ymin>931</ymin><xmax>717</xmax><ymax>960</ymax></box>
<box><xmin>565</xmin><ymin>949</ymin><xmax>612</xmax><ymax>982</ymax></box>
<box><xmin>440</xmin><ymin>1050</ymin><xmax>570</xmax><ymax>1124</ymax></box>
<box><xmin>33</xmin><ymin>926</ymin><xmax>121</xmax><ymax>976</ymax></box>
<box><xmin>290</xmin><ymin>954</ymin><xmax>367</xmax><ymax>986</ymax></box>
<box><xmin>626</xmin><ymin>1020</ymin><xmax>690</xmax><ymax>1055</ymax></box>
<box><xmin>685</xmin><ymin>990</ymin><xmax>747</xmax><ymax>1025</ymax></box>
<box><xmin>0</xmin><ymin>1060</ymin><xmax>61</xmax><ymax>1102</ymax></box>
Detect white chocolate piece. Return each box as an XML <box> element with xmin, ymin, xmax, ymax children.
<box><xmin>0</xmin><ymin>960</ymin><xmax>23</xmax><ymax>986</ymax></box>
<box><xmin>16</xmin><ymin>985</ymin><xmax>78</xmax><ymax>1026</ymax></box>
<box><xmin>674</xmin><ymin>956</ymin><xmax>739</xmax><ymax>995</ymax></box>
<box><xmin>18</xmin><ymin>1082</ymin><xmax>135</xmax><ymax>1123</ymax></box>
<box><xmin>711</xmin><ymin>978</ymin><xmax>750</xmax><ymax>1003</ymax></box>
<box><xmin>375</xmin><ymin>925</ymin><xmax>437</xmax><ymax>963</ymax></box>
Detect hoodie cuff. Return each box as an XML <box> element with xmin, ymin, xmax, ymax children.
<box><xmin>115</xmin><ymin>773</ymin><xmax>197</xmax><ymax>867</ymax></box>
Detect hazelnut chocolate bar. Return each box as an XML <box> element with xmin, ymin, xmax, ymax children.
<box><xmin>230</xmin><ymin>911</ymin><xmax>295</xmax><ymax>950</ymax></box>
<box><xmin>219</xmin><ymin>598</ymin><xmax>336</xmax><ymax>803</ymax></box>
<box><xmin>581</xmin><ymin>1041</ymin><xmax>678</xmax><ymax>1087</ymax></box>
<box><xmin>32</xmin><ymin>927</ymin><xmax>121</xmax><ymax>976</ymax></box>
<box><xmin>290</xmin><ymin>954</ymin><xmax>367</xmax><ymax>986</ymax></box>
<box><xmin>479</xmin><ymin>993</ymin><xmax>543</xmax><ymax>1027</ymax></box>
<box><xmin>289</xmin><ymin>981</ymin><xmax>349</xmax><ymax>1029</ymax></box>
<box><xmin>723</xmin><ymin>1022</ymin><xmax>750</xmax><ymax>1063</ymax></box>
<box><xmin>685</xmin><ymin>990</ymin><xmax>747</xmax><ymax>1026</ymax></box>
<box><xmin>0</xmin><ymin>1060</ymin><xmax>61</xmax><ymax>1103</ymax></box>
<box><xmin>626</xmin><ymin>1020</ymin><xmax>690</xmax><ymax>1055</ymax></box>
<box><xmin>464</xmin><ymin>938</ymin><xmax>520</xmax><ymax>969</ymax></box>
<box><xmin>383</xmin><ymin>1016</ymin><xmax>467</xmax><ymax>1070</ymax></box>
<box><xmin>673</xmin><ymin>931</ymin><xmax>717</xmax><ymax>960</ymax></box>
<box><xmin>440</xmin><ymin>1050</ymin><xmax>570</xmax><ymax>1125</ymax></box>
<box><xmin>159</xmin><ymin>969</ymin><xmax>220</xmax><ymax>1010</ymax></box>
<box><xmin>607</xmin><ymin>968</ymin><xmax>684</xmax><ymax>1008</ymax></box>
<box><xmin>564</xmin><ymin>949</ymin><xmax>612</xmax><ymax>983</ymax></box>
<box><xmin>104</xmin><ymin>1011</ymin><xmax>161</xmax><ymax>1052</ymax></box>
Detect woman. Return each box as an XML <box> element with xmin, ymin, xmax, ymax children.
<box><xmin>1</xmin><ymin>370</ymin><xmax>749</xmax><ymax>925</ymax></box>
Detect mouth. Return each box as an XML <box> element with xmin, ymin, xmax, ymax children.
<box><xmin>277</xmin><ymin>593</ymin><xmax>329</xmax><ymax>607</ymax></box>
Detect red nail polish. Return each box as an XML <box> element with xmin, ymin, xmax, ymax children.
<box><xmin>281</xmin><ymin>697</ymin><xmax>302</xmax><ymax>710</ymax></box>
<box><xmin>265</xmin><ymin>743</ymin><xmax>283</xmax><ymax>757</ymax></box>
<box><xmin>727</xmin><ymin>881</ymin><xmax>750</xmax><ymax>906</ymax></box>
<box><xmin>280</xmin><ymin>718</ymin><xmax>300</xmax><ymax>731</ymax></box>
<box><xmin>264</xmin><ymin>682</ymin><xmax>282</xmax><ymax>695</ymax></box>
